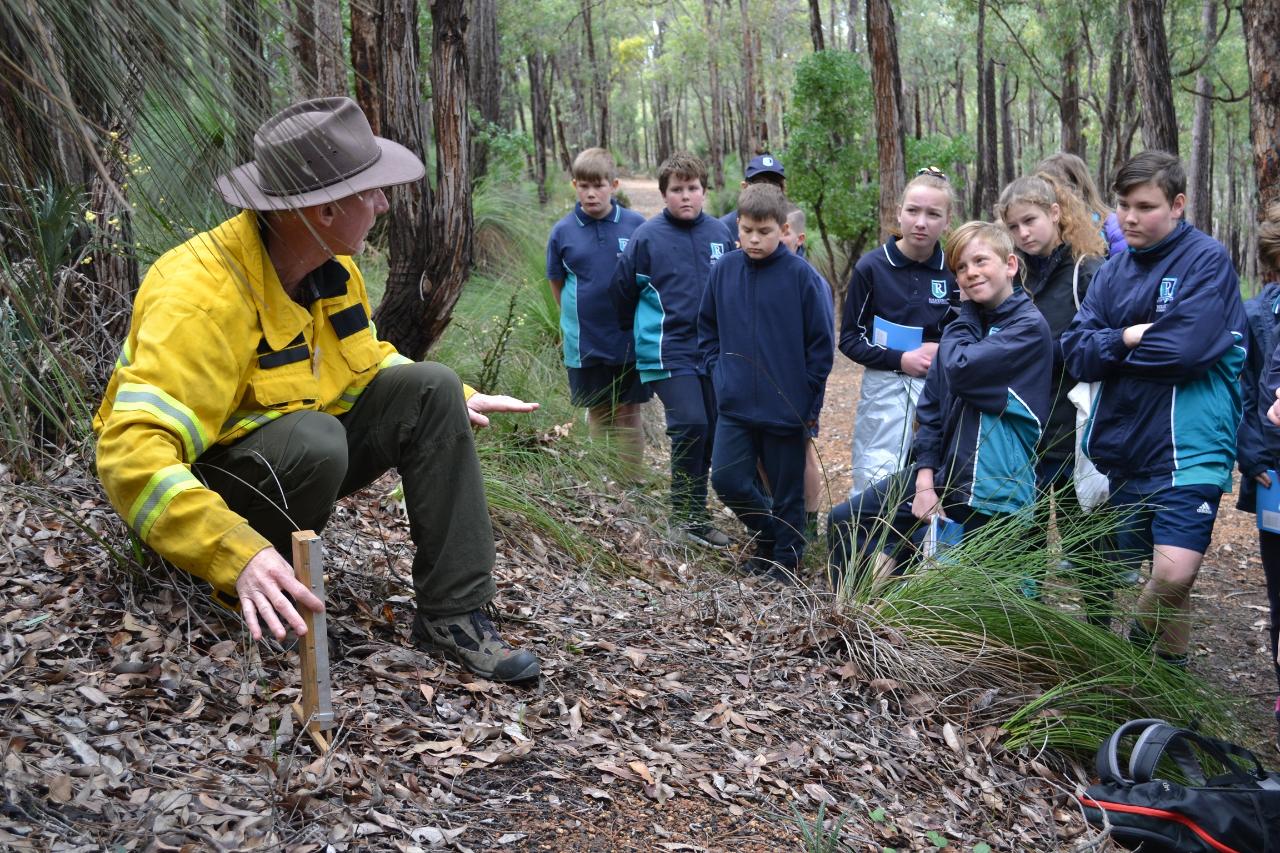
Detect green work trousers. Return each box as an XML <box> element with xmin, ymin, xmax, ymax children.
<box><xmin>194</xmin><ymin>362</ymin><xmax>496</xmax><ymax>617</ymax></box>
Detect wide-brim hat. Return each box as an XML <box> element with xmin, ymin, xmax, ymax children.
<box><xmin>214</xmin><ymin>97</ymin><xmax>425</xmax><ymax>211</ymax></box>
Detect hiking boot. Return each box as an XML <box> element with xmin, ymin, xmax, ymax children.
<box><xmin>684</xmin><ymin>523</ymin><xmax>731</xmax><ymax>549</ymax></box>
<box><xmin>411</xmin><ymin>609</ymin><xmax>540</xmax><ymax>683</ymax></box>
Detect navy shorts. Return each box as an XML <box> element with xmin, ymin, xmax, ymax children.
<box><xmin>1108</xmin><ymin>480</ymin><xmax>1223</xmax><ymax>565</ymax></box>
<box><xmin>567</xmin><ymin>363</ymin><xmax>652</xmax><ymax>408</ymax></box>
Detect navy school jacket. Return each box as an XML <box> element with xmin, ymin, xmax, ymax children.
<box><xmin>839</xmin><ymin>240</ymin><xmax>959</xmax><ymax>372</ymax></box>
<box><xmin>610</xmin><ymin>210</ymin><xmax>735</xmax><ymax>382</ymax></box>
<box><xmin>913</xmin><ymin>290</ymin><xmax>1052</xmax><ymax>514</ymax></box>
<box><xmin>1061</xmin><ymin>221</ymin><xmax>1247</xmax><ymax>491</ymax></box>
<box><xmin>546</xmin><ymin>202</ymin><xmax>647</xmax><ymax>368</ymax></box>
<box><xmin>698</xmin><ymin>243</ymin><xmax>835</xmax><ymax>430</ymax></box>
<box><xmin>1242</xmin><ymin>283</ymin><xmax>1280</xmax><ymax>511</ymax></box>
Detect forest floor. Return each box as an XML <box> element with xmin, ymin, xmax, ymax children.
<box><xmin>1</xmin><ymin>179</ymin><xmax>1275</xmax><ymax>852</ymax></box>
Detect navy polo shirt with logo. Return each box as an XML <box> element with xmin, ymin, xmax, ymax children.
<box><xmin>838</xmin><ymin>239</ymin><xmax>958</xmax><ymax>372</ymax></box>
<box><xmin>546</xmin><ymin>201</ymin><xmax>647</xmax><ymax>368</ymax></box>
<box><xmin>610</xmin><ymin>209</ymin><xmax>735</xmax><ymax>382</ymax></box>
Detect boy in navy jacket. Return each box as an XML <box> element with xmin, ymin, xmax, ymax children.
<box><xmin>828</xmin><ymin>222</ymin><xmax>1052</xmax><ymax>584</ymax></box>
<box><xmin>546</xmin><ymin>148</ymin><xmax>649</xmax><ymax>474</ymax></box>
<box><xmin>700</xmin><ymin>185</ymin><xmax>835</xmax><ymax>575</ymax></box>
<box><xmin>612</xmin><ymin>153</ymin><xmax>736</xmax><ymax>547</ymax></box>
<box><xmin>1062</xmin><ymin>151</ymin><xmax>1247</xmax><ymax>666</ymax></box>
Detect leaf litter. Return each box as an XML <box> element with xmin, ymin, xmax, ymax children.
<box><xmin>0</xmin><ymin>465</ymin><xmax>1110</xmax><ymax>852</ymax></box>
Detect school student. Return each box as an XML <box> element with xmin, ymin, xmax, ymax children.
<box><xmin>997</xmin><ymin>172</ymin><xmax>1107</xmax><ymax>604</ymax></box>
<box><xmin>840</xmin><ymin>168</ymin><xmax>958</xmax><ymax>496</ymax></box>
<box><xmin>1062</xmin><ymin>151</ymin><xmax>1248</xmax><ymax>667</ymax></box>
<box><xmin>546</xmin><ymin>148</ymin><xmax>649</xmax><ymax>473</ymax></box>
<box><xmin>720</xmin><ymin>153</ymin><xmax>787</xmax><ymax>243</ymax></box>
<box><xmin>612</xmin><ymin>153</ymin><xmax>736</xmax><ymax>547</ymax></box>
<box><xmin>1237</xmin><ymin>202</ymin><xmax>1280</xmax><ymax>746</ymax></box>
<box><xmin>828</xmin><ymin>222</ymin><xmax>1052</xmax><ymax>584</ymax></box>
<box><xmin>1038</xmin><ymin>152</ymin><xmax>1127</xmax><ymax>258</ymax></box>
<box><xmin>701</xmin><ymin>184</ymin><xmax>834</xmax><ymax>577</ymax></box>
<box><xmin>781</xmin><ymin>204</ymin><xmax>831</xmax><ymax>538</ymax></box>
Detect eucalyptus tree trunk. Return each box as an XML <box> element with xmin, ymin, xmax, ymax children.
<box><xmin>287</xmin><ymin>0</ymin><xmax>344</xmax><ymax>98</ymax></box>
<box><xmin>980</xmin><ymin>58</ymin><xmax>998</xmax><ymax>216</ymax></box>
<box><xmin>528</xmin><ymin>52</ymin><xmax>552</xmax><ymax>201</ymax></box>
<box><xmin>866</xmin><ymin>0</ymin><xmax>905</xmax><ymax>241</ymax></box>
<box><xmin>808</xmin><ymin>0</ymin><xmax>825</xmax><ymax>52</ymax></box>
<box><xmin>972</xmin><ymin>0</ymin><xmax>987</xmax><ymax>219</ymax></box>
<box><xmin>1127</xmin><ymin>0</ymin><xmax>1179</xmax><ymax>155</ymax></box>
<box><xmin>226</xmin><ymin>0</ymin><xmax>270</xmax><ymax>160</ymax></box>
<box><xmin>1000</xmin><ymin>67</ymin><xmax>1015</xmax><ymax>186</ymax></box>
<box><xmin>847</xmin><ymin>0</ymin><xmax>859</xmax><ymax>51</ymax></box>
<box><xmin>703</xmin><ymin>0</ymin><xmax>725</xmax><ymax>188</ymax></box>
<box><xmin>739</xmin><ymin>0</ymin><xmax>759</xmax><ymax>161</ymax></box>
<box><xmin>1242</xmin><ymin>0</ymin><xmax>1280</xmax><ymax>235</ymax></box>
<box><xmin>371</xmin><ymin>0</ymin><xmax>474</xmax><ymax>359</ymax></box>
<box><xmin>1097</xmin><ymin>27</ymin><xmax>1124</xmax><ymax>193</ymax></box>
<box><xmin>1059</xmin><ymin>36</ymin><xmax>1083</xmax><ymax>156</ymax></box>
<box><xmin>349</xmin><ymin>0</ymin><xmax>382</xmax><ymax>134</ymax></box>
<box><xmin>468</xmin><ymin>0</ymin><xmax>501</xmax><ymax>177</ymax></box>
<box><xmin>1186</xmin><ymin>0</ymin><xmax>1216</xmax><ymax>231</ymax></box>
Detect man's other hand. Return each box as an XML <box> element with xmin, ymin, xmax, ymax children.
<box><xmin>466</xmin><ymin>393</ymin><xmax>540</xmax><ymax>428</ymax></box>
<box><xmin>236</xmin><ymin>547</ymin><xmax>325</xmax><ymax>641</ymax></box>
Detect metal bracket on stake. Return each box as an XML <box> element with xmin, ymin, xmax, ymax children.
<box><xmin>290</xmin><ymin>530</ymin><xmax>334</xmax><ymax>752</ymax></box>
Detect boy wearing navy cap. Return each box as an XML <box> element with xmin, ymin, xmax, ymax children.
<box><xmin>701</xmin><ymin>184</ymin><xmax>834</xmax><ymax>577</ymax></box>
<box><xmin>721</xmin><ymin>153</ymin><xmax>787</xmax><ymax>243</ymax></box>
<box><xmin>612</xmin><ymin>153</ymin><xmax>737</xmax><ymax>547</ymax></box>
<box><xmin>546</xmin><ymin>148</ymin><xmax>649</xmax><ymax>473</ymax></box>
<box><xmin>1062</xmin><ymin>151</ymin><xmax>1247</xmax><ymax>666</ymax></box>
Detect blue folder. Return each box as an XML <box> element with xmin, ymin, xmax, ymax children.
<box><xmin>872</xmin><ymin>315</ymin><xmax>924</xmax><ymax>351</ymax></box>
<box><xmin>1258</xmin><ymin>469</ymin><xmax>1280</xmax><ymax>533</ymax></box>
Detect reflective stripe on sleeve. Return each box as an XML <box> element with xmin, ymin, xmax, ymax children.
<box><xmin>379</xmin><ymin>352</ymin><xmax>413</xmax><ymax>369</ymax></box>
<box><xmin>333</xmin><ymin>385</ymin><xmax>365</xmax><ymax>413</ymax></box>
<box><xmin>219</xmin><ymin>410</ymin><xmax>285</xmax><ymax>438</ymax></box>
<box><xmin>113</xmin><ymin>383</ymin><xmax>211</xmax><ymax>461</ymax></box>
<box><xmin>127</xmin><ymin>463</ymin><xmax>203</xmax><ymax>539</ymax></box>
<box><xmin>115</xmin><ymin>339</ymin><xmax>134</xmax><ymax>369</ymax></box>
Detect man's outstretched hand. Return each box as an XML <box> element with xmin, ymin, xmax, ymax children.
<box><xmin>236</xmin><ymin>547</ymin><xmax>325</xmax><ymax>641</ymax></box>
<box><xmin>466</xmin><ymin>392</ymin><xmax>539</xmax><ymax>428</ymax></box>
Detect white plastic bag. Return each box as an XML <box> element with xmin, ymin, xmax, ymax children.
<box><xmin>1067</xmin><ymin>380</ymin><xmax>1110</xmax><ymax>512</ymax></box>
<box><xmin>850</xmin><ymin>368</ymin><xmax>925</xmax><ymax>497</ymax></box>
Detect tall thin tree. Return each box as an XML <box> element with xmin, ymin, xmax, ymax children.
<box><xmin>1127</xmin><ymin>0</ymin><xmax>1179</xmax><ymax>154</ymax></box>
<box><xmin>866</xmin><ymin>0</ymin><xmax>905</xmax><ymax>240</ymax></box>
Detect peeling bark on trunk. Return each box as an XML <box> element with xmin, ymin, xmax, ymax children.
<box><xmin>866</xmin><ymin>0</ymin><xmax>904</xmax><ymax>241</ymax></box>
<box><xmin>1187</xmin><ymin>0</ymin><xmax>1216</xmax><ymax>231</ymax></box>
<box><xmin>468</xmin><ymin>0</ymin><xmax>501</xmax><ymax>177</ymax></box>
<box><xmin>1243</xmin><ymin>0</ymin><xmax>1280</xmax><ymax>267</ymax></box>
<box><xmin>349</xmin><ymin>0</ymin><xmax>382</xmax><ymax>135</ymax></box>
<box><xmin>372</xmin><ymin>0</ymin><xmax>474</xmax><ymax>359</ymax></box>
<box><xmin>1127</xmin><ymin>0</ymin><xmax>1179</xmax><ymax>155</ymax></box>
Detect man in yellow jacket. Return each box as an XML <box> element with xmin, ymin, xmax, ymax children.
<box><xmin>94</xmin><ymin>97</ymin><xmax>540</xmax><ymax>682</ymax></box>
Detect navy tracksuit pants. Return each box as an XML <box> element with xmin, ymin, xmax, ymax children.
<box><xmin>710</xmin><ymin>415</ymin><xmax>809</xmax><ymax>567</ymax></box>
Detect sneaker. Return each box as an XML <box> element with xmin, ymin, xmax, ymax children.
<box><xmin>411</xmin><ymin>609</ymin><xmax>540</xmax><ymax>683</ymax></box>
<box><xmin>685</xmin><ymin>524</ymin><xmax>731</xmax><ymax>549</ymax></box>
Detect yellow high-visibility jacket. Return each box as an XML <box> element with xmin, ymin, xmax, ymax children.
<box><xmin>94</xmin><ymin>210</ymin><xmax>417</xmax><ymax>600</ymax></box>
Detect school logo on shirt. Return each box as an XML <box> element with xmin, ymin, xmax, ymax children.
<box><xmin>1156</xmin><ymin>276</ymin><xmax>1178</xmax><ymax>313</ymax></box>
<box><xmin>987</xmin><ymin>324</ymin><xmax>1002</xmax><ymax>337</ymax></box>
<box><xmin>710</xmin><ymin>242</ymin><xmax>725</xmax><ymax>260</ymax></box>
<box><xmin>618</xmin><ymin>237</ymin><xmax>630</xmax><ymax>252</ymax></box>
<box><xmin>931</xmin><ymin>279</ymin><xmax>948</xmax><ymax>300</ymax></box>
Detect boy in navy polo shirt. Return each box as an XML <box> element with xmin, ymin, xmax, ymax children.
<box><xmin>547</xmin><ymin>148</ymin><xmax>650</xmax><ymax>474</ymax></box>
<box><xmin>1062</xmin><ymin>151</ymin><xmax>1247</xmax><ymax>666</ymax></box>
<box><xmin>700</xmin><ymin>185</ymin><xmax>834</xmax><ymax>577</ymax></box>
<box><xmin>612</xmin><ymin>153</ymin><xmax>736</xmax><ymax>547</ymax></box>
<box><xmin>828</xmin><ymin>222</ymin><xmax>1052</xmax><ymax>586</ymax></box>
<box><xmin>720</xmin><ymin>153</ymin><xmax>788</xmax><ymax>246</ymax></box>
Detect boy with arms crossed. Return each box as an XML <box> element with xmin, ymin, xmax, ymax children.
<box><xmin>1062</xmin><ymin>151</ymin><xmax>1247</xmax><ymax>665</ymax></box>
<box><xmin>612</xmin><ymin>153</ymin><xmax>736</xmax><ymax>547</ymax></box>
<box><xmin>700</xmin><ymin>185</ymin><xmax>834</xmax><ymax>577</ymax></box>
<box><xmin>546</xmin><ymin>148</ymin><xmax>649</xmax><ymax>473</ymax></box>
<box><xmin>828</xmin><ymin>222</ymin><xmax>1051</xmax><ymax>584</ymax></box>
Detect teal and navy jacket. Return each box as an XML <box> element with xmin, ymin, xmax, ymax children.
<box><xmin>698</xmin><ymin>243</ymin><xmax>834</xmax><ymax>430</ymax></box>
<box><xmin>1236</xmin><ymin>283</ymin><xmax>1280</xmax><ymax>512</ymax></box>
<box><xmin>1061</xmin><ymin>221</ymin><xmax>1247</xmax><ymax>491</ymax></box>
<box><xmin>546</xmin><ymin>201</ymin><xmax>646</xmax><ymax>368</ymax></box>
<box><xmin>913</xmin><ymin>290</ymin><xmax>1052</xmax><ymax>514</ymax></box>
<box><xmin>610</xmin><ymin>209</ymin><xmax>735</xmax><ymax>383</ymax></box>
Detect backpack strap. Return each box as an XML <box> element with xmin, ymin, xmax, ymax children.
<box><xmin>1095</xmin><ymin>718</ymin><xmax>1168</xmax><ymax>784</ymax></box>
<box><xmin>1129</xmin><ymin>724</ymin><xmax>1262</xmax><ymax>787</ymax></box>
<box><xmin>1071</xmin><ymin>255</ymin><xmax>1087</xmax><ymax>311</ymax></box>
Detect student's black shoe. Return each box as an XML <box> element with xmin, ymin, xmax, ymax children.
<box><xmin>684</xmin><ymin>524</ymin><xmax>732</xmax><ymax>549</ymax></box>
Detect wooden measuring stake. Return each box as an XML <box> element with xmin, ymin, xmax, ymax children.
<box><xmin>291</xmin><ymin>530</ymin><xmax>334</xmax><ymax>750</ymax></box>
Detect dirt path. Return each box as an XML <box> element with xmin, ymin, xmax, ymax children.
<box><xmin>617</xmin><ymin>176</ymin><xmax>664</xmax><ymax>218</ymax></box>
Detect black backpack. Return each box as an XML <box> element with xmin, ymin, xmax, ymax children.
<box><xmin>1081</xmin><ymin>718</ymin><xmax>1280</xmax><ymax>852</ymax></box>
